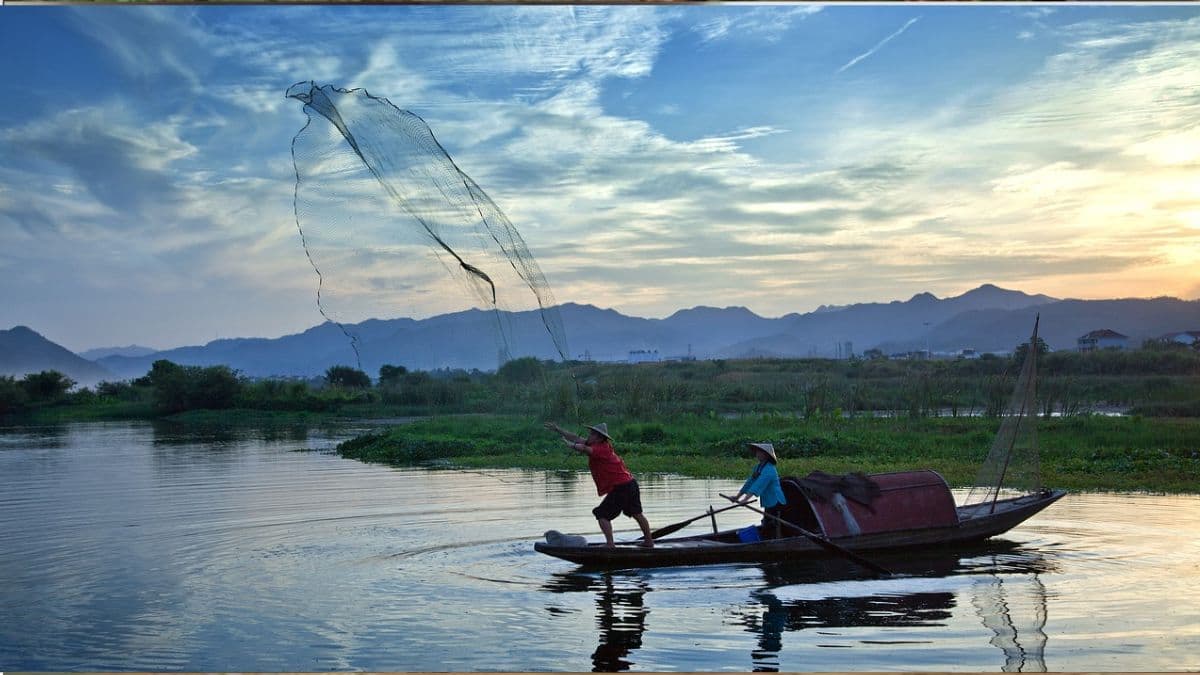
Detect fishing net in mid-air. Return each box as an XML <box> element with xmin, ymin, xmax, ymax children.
<box><xmin>285</xmin><ymin>81</ymin><xmax>569</xmax><ymax>371</ymax></box>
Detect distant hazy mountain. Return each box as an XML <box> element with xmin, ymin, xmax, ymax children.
<box><xmin>78</xmin><ymin>345</ymin><xmax>159</xmax><ymax>360</ymax></box>
<box><xmin>910</xmin><ymin>296</ymin><xmax>1200</xmax><ymax>354</ymax></box>
<box><xmin>0</xmin><ymin>326</ymin><xmax>114</xmax><ymax>386</ymax></box>
<box><xmin>719</xmin><ymin>284</ymin><xmax>1059</xmax><ymax>358</ymax></box>
<box><xmin>8</xmin><ymin>285</ymin><xmax>1196</xmax><ymax>382</ymax></box>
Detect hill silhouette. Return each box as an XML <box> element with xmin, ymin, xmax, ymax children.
<box><xmin>0</xmin><ymin>326</ymin><xmax>114</xmax><ymax>386</ymax></box>
<box><xmin>5</xmin><ymin>285</ymin><xmax>1197</xmax><ymax>382</ymax></box>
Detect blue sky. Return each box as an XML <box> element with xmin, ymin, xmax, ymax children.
<box><xmin>1</xmin><ymin>5</ymin><xmax>1199</xmax><ymax>352</ymax></box>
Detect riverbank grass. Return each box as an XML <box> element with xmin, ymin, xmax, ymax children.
<box><xmin>337</xmin><ymin>414</ymin><xmax>1200</xmax><ymax>493</ymax></box>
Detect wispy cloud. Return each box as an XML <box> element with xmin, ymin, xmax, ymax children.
<box><xmin>682</xmin><ymin>126</ymin><xmax>789</xmax><ymax>154</ymax></box>
<box><xmin>837</xmin><ymin>17</ymin><xmax>920</xmax><ymax>74</ymax></box>
<box><xmin>65</xmin><ymin>7</ymin><xmax>214</xmax><ymax>91</ymax></box>
<box><xmin>0</xmin><ymin>104</ymin><xmax>197</xmax><ymax>217</ymax></box>
<box><xmin>692</xmin><ymin>6</ymin><xmax>823</xmax><ymax>44</ymax></box>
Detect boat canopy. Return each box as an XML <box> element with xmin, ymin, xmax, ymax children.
<box><xmin>778</xmin><ymin>470</ymin><xmax>960</xmax><ymax>538</ymax></box>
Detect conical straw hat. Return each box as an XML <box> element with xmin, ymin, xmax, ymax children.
<box><xmin>748</xmin><ymin>442</ymin><xmax>777</xmax><ymax>463</ymax></box>
<box><xmin>586</xmin><ymin>423</ymin><xmax>612</xmax><ymax>440</ymax></box>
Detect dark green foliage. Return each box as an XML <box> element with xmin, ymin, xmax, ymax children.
<box><xmin>379</xmin><ymin>374</ymin><xmax>466</xmax><ymax>408</ymax></box>
<box><xmin>192</xmin><ymin>366</ymin><xmax>240</xmax><ymax>409</ymax></box>
<box><xmin>20</xmin><ymin>370</ymin><xmax>76</xmax><ymax>403</ymax></box>
<box><xmin>68</xmin><ymin>387</ymin><xmax>97</xmax><ymax>406</ymax></box>
<box><xmin>626</xmin><ymin>422</ymin><xmax>666</xmax><ymax>444</ymax></box>
<box><xmin>378</xmin><ymin>364</ymin><xmax>408</xmax><ymax>385</ymax></box>
<box><xmin>542</xmin><ymin>380</ymin><xmax>577</xmax><ymax>419</ymax></box>
<box><xmin>1012</xmin><ymin>337</ymin><xmax>1050</xmax><ymax>365</ymax></box>
<box><xmin>144</xmin><ymin>359</ymin><xmax>240</xmax><ymax>413</ymax></box>
<box><xmin>0</xmin><ymin>375</ymin><xmax>29</xmax><ymax>414</ymax></box>
<box><xmin>336</xmin><ymin>415</ymin><xmax>541</xmax><ymax>464</ymax></box>
<box><xmin>335</xmin><ymin>432</ymin><xmax>387</xmax><ymax>457</ymax></box>
<box><xmin>96</xmin><ymin>380</ymin><xmax>146</xmax><ymax>402</ymax></box>
<box><xmin>325</xmin><ymin>365</ymin><xmax>371</xmax><ymax>389</ymax></box>
<box><xmin>145</xmin><ymin>360</ymin><xmax>188</xmax><ymax>412</ymax></box>
<box><xmin>498</xmin><ymin>356</ymin><xmax>544</xmax><ymax>384</ymax></box>
<box><xmin>1041</xmin><ymin>348</ymin><xmax>1200</xmax><ymax>376</ymax></box>
<box><xmin>237</xmin><ymin>378</ymin><xmax>340</xmax><ymax>411</ymax></box>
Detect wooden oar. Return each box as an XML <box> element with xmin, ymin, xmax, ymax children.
<box><xmin>634</xmin><ymin>499</ymin><xmax>756</xmax><ymax>541</ymax></box>
<box><xmin>719</xmin><ymin>493</ymin><xmax>892</xmax><ymax>577</ymax></box>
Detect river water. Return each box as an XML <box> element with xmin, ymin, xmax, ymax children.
<box><xmin>1</xmin><ymin>420</ymin><xmax>1196</xmax><ymax>672</ymax></box>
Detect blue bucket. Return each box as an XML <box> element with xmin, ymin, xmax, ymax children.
<box><xmin>736</xmin><ymin>525</ymin><xmax>761</xmax><ymax>543</ymax></box>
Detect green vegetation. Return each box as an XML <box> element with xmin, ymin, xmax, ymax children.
<box><xmin>4</xmin><ymin>345</ymin><xmax>1198</xmax><ymax>492</ymax></box>
<box><xmin>1</xmin><ymin>370</ymin><xmax>78</xmax><ymax>415</ymax></box>
<box><xmin>338</xmin><ymin>413</ymin><xmax>1200</xmax><ymax>493</ymax></box>
<box><xmin>5</xmin><ymin>344</ymin><xmax>1199</xmax><ymax>424</ymax></box>
<box><xmin>325</xmin><ymin>365</ymin><xmax>372</xmax><ymax>389</ymax></box>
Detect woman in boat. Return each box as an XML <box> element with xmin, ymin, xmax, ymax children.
<box><xmin>544</xmin><ymin>421</ymin><xmax>654</xmax><ymax>548</ymax></box>
<box><xmin>735</xmin><ymin>442</ymin><xmax>787</xmax><ymax>538</ymax></box>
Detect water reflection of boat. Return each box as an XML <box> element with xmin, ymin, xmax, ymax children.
<box><xmin>734</xmin><ymin>542</ymin><xmax>1055</xmax><ymax>671</ymax></box>
<box><xmin>971</xmin><ymin>552</ymin><xmax>1050</xmax><ymax>672</ymax></box>
<box><xmin>537</xmin><ymin>319</ymin><xmax>1063</xmax><ymax>570</ymax></box>
<box><xmin>540</xmin><ymin>541</ymin><xmax>1055</xmax><ymax>672</ymax></box>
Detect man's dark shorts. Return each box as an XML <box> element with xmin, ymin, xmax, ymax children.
<box><xmin>592</xmin><ymin>479</ymin><xmax>643</xmax><ymax>521</ymax></box>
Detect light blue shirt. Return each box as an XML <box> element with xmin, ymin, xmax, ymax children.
<box><xmin>740</xmin><ymin>461</ymin><xmax>787</xmax><ymax>509</ymax></box>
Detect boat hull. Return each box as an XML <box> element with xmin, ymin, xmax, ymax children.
<box><xmin>533</xmin><ymin>489</ymin><xmax>1066</xmax><ymax>568</ymax></box>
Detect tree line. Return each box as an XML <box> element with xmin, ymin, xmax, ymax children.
<box><xmin>3</xmin><ymin>338</ymin><xmax>1199</xmax><ymax>420</ymax></box>
<box><xmin>0</xmin><ymin>357</ymin><xmax>542</xmax><ymax>416</ymax></box>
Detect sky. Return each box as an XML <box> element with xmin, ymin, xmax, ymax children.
<box><xmin>1</xmin><ymin>4</ymin><xmax>1199</xmax><ymax>353</ymax></box>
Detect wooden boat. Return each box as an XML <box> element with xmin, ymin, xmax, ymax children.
<box><xmin>534</xmin><ymin>473</ymin><xmax>1066</xmax><ymax>568</ymax></box>
<box><xmin>536</xmin><ymin>317</ymin><xmax>1064</xmax><ymax>570</ymax></box>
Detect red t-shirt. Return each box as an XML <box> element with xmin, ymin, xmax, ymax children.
<box><xmin>586</xmin><ymin>440</ymin><xmax>634</xmax><ymax>496</ymax></box>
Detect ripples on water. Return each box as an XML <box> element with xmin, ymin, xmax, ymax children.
<box><xmin>1</xmin><ymin>421</ymin><xmax>1197</xmax><ymax>671</ymax></box>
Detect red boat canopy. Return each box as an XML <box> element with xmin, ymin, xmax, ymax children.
<box><xmin>779</xmin><ymin>470</ymin><xmax>959</xmax><ymax>538</ymax></box>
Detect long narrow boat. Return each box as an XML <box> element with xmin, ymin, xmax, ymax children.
<box><xmin>536</xmin><ymin>317</ymin><xmax>1064</xmax><ymax>570</ymax></box>
<box><xmin>534</xmin><ymin>472</ymin><xmax>1066</xmax><ymax>568</ymax></box>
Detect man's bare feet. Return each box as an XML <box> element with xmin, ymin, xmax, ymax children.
<box><xmin>638</xmin><ymin>540</ymin><xmax>654</xmax><ymax>548</ymax></box>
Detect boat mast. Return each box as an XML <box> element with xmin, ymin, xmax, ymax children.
<box><xmin>991</xmin><ymin>314</ymin><xmax>1040</xmax><ymax>514</ymax></box>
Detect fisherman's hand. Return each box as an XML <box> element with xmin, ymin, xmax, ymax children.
<box><xmin>543</xmin><ymin>421</ymin><xmax>560</xmax><ymax>433</ymax></box>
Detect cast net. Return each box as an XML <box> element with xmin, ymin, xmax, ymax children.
<box><xmin>285</xmin><ymin>82</ymin><xmax>569</xmax><ymax>372</ymax></box>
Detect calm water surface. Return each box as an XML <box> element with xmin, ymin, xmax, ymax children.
<box><xmin>1</xmin><ymin>420</ymin><xmax>1197</xmax><ymax>671</ymax></box>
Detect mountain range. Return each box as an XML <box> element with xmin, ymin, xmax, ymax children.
<box><xmin>3</xmin><ymin>284</ymin><xmax>1197</xmax><ymax>386</ymax></box>
<box><xmin>0</xmin><ymin>326</ymin><xmax>115</xmax><ymax>385</ymax></box>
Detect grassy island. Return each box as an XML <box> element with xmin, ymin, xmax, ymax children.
<box><xmin>337</xmin><ymin>413</ymin><xmax>1200</xmax><ymax>494</ymax></box>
